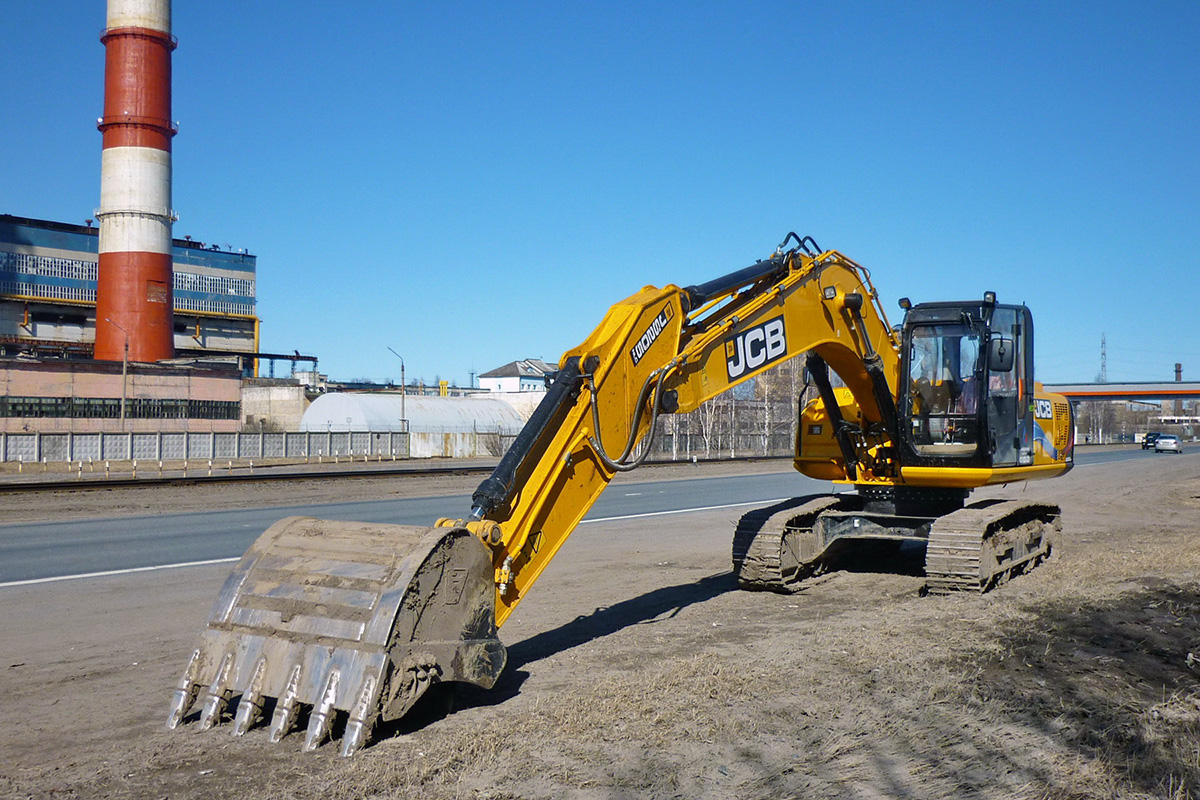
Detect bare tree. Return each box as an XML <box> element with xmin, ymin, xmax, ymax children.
<box><xmin>653</xmin><ymin>354</ymin><xmax>813</xmax><ymax>460</ymax></box>
<box><xmin>694</xmin><ymin>398</ymin><xmax>719</xmax><ymax>458</ymax></box>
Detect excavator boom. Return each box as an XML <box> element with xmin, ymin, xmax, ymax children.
<box><xmin>454</xmin><ymin>240</ymin><xmax>903</xmax><ymax>626</ymax></box>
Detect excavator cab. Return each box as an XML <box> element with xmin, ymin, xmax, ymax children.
<box><xmin>897</xmin><ymin>295</ymin><xmax>1035</xmax><ymax>469</ymax></box>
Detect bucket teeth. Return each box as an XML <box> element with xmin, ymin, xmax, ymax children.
<box><xmin>198</xmin><ymin>652</ymin><xmax>235</xmax><ymax>730</ymax></box>
<box><xmin>340</xmin><ymin>675</ymin><xmax>380</xmax><ymax>758</ymax></box>
<box><xmin>231</xmin><ymin>658</ymin><xmax>269</xmax><ymax>736</ymax></box>
<box><xmin>231</xmin><ymin>695</ymin><xmax>261</xmax><ymax>737</ymax></box>
<box><xmin>303</xmin><ymin>668</ymin><xmax>341</xmax><ymax>752</ymax></box>
<box><xmin>167</xmin><ymin>649</ymin><xmax>203</xmax><ymax>729</ymax></box>
<box><xmin>269</xmin><ymin>664</ymin><xmax>304</xmax><ymax>743</ymax></box>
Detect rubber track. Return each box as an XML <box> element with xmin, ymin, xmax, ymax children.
<box><xmin>732</xmin><ymin>495</ymin><xmax>841</xmax><ymax>592</ymax></box>
<box><xmin>924</xmin><ymin>500</ymin><xmax>1059</xmax><ymax>594</ymax></box>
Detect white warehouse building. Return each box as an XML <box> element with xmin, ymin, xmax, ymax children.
<box><xmin>300</xmin><ymin>393</ymin><xmax>527</xmax><ymax>458</ymax></box>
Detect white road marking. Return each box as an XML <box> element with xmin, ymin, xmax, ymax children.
<box><xmin>0</xmin><ymin>557</ymin><xmax>240</xmax><ymax>589</ymax></box>
<box><xmin>581</xmin><ymin>498</ymin><xmax>791</xmax><ymax>524</ymax></box>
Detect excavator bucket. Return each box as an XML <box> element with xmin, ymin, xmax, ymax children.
<box><xmin>166</xmin><ymin>517</ymin><xmax>505</xmax><ymax>756</ymax></box>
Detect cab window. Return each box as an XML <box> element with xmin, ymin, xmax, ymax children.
<box><xmin>905</xmin><ymin>323</ymin><xmax>982</xmax><ymax>456</ymax></box>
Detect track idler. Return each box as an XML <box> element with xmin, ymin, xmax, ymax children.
<box><xmin>166</xmin><ymin>517</ymin><xmax>505</xmax><ymax>755</ymax></box>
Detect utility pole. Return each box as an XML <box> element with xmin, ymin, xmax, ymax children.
<box><xmin>387</xmin><ymin>347</ymin><xmax>407</xmax><ymax>429</ymax></box>
<box><xmin>1099</xmin><ymin>333</ymin><xmax>1107</xmax><ymax>383</ymax></box>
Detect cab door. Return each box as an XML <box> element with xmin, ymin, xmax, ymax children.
<box><xmin>984</xmin><ymin>306</ymin><xmax>1034</xmax><ymax>466</ymax></box>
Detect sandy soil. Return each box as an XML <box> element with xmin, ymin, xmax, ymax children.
<box><xmin>2</xmin><ymin>454</ymin><xmax>1199</xmax><ymax>799</ymax></box>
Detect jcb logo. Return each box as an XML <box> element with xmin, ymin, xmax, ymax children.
<box><xmin>726</xmin><ymin>317</ymin><xmax>787</xmax><ymax>380</ymax></box>
<box><xmin>1035</xmin><ymin>399</ymin><xmax>1053</xmax><ymax>420</ymax></box>
<box><xmin>630</xmin><ymin>304</ymin><xmax>675</xmax><ymax>366</ymax></box>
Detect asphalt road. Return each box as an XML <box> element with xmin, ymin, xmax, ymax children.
<box><xmin>0</xmin><ymin>470</ymin><xmax>823</xmax><ymax>584</ymax></box>
<box><xmin>0</xmin><ymin>447</ymin><xmax>1159</xmax><ymax>585</ymax></box>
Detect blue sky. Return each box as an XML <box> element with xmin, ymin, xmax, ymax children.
<box><xmin>4</xmin><ymin>2</ymin><xmax>1198</xmax><ymax>386</ymax></box>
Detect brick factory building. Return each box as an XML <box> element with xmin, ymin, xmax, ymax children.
<box><xmin>0</xmin><ymin>214</ymin><xmax>254</xmax><ymax>433</ymax></box>
<box><xmin>0</xmin><ymin>358</ymin><xmax>241</xmax><ymax>434</ymax></box>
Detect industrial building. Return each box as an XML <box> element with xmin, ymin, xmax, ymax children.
<box><xmin>478</xmin><ymin>358</ymin><xmax>556</xmax><ymax>392</ymax></box>
<box><xmin>0</xmin><ymin>214</ymin><xmax>255</xmax><ymax>434</ymax></box>
<box><xmin>0</xmin><ymin>0</ymin><xmax>284</xmax><ymax>442</ymax></box>
<box><xmin>0</xmin><ymin>356</ymin><xmax>241</xmax><ymax>434</ymax></box>
<box><xmin>0</xmin><ymin>214</ymin><xmax>258</xmax><ymax>367</ymax></box>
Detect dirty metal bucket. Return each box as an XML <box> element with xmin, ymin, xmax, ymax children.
<box><xmin>167</xmin><ymin>517</ymin><xmax>505</xmax><ymax>755</ymax></box>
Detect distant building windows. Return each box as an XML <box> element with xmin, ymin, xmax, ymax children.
<box><xmin>0</xmin><ymin>396</ymin><xmax>241</xmax><ymax>420</ymax></box>
<box><xmin>0</xmin><ymin>251</ymin><xmax>97</xmax><ymax>280</ymax></box>
<box><xmin>0</xmin><ymin>249</ymin><xmax>255</xmax><ymax>315</ymax></box>
<box><xmin>173</xmin><ymin>270</ymin><xmax>255</xmax><ymax>298</ymax></box>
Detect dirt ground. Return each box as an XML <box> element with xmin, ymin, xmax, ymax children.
<box><xmin>2</xmin><ymin>454</ymin><xmax>1199</xmax><ymax>799</ymax></box>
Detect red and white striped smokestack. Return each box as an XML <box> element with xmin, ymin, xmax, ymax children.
<box><xmin>94</xmin><ymin>0</ymin><xmax>176</xmax><ymax>362</ymax></box>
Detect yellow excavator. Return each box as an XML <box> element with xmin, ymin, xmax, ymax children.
<box><xmin>167</xmin><ymin>234</ymin><xmax>1074</xmax><ymax>755</ymax></box>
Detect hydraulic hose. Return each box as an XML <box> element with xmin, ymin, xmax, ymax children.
<box><xmin>587</xmin><ymin>365</ymin><xmax>672</xmax><ymax>472</ymax></box>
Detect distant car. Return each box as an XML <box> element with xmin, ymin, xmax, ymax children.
<box><xmin>1155</xmin><ymin>434</ymin><xmax>1183</xmax><ymax>454</ymax></box>
<box><xmin>1142</xmin><ymin>432</ymin><xmax>1162</xmax><ymax>449</ymax></box>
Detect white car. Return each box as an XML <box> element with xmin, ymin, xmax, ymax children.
<box><xmin>1155</xmin><ymin>434</ymin><xmax>1183</xmax><ymax>453</ymax></box>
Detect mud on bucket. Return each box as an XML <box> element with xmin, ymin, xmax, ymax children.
<box><xmin>166</xmin><ymin>517</ymin><xmax>506</xmax><ymax>755</ymax></box>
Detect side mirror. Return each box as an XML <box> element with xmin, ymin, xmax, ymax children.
<box><xmin>988</xmin><ymin>337</ymin><xmax>1015</xmax><ymax>372</ymax></box>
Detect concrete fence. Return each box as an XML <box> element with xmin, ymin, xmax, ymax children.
<box><xmin>0</xmin><ymin>430</ymin><xmax>412</xmax><ymax>464</ymax></box>
<box><xmin>0</xmin><ymin>428</ymin><xmax>796</xmax><ymax>465</ymax></box>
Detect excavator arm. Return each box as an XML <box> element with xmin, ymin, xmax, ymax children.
<box><xmin>452</xmin><ymin>236</ymin><xmax>903</xmax><ymax>626</ymax></box>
